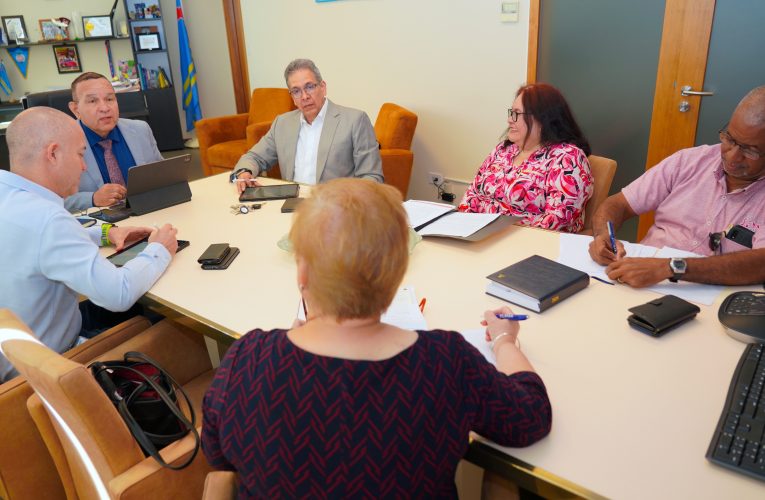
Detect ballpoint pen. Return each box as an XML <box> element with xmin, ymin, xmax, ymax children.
<box><xmin>591</xmin><ymin>275</ymin><xmax>615</xmax><ymax>286</ymax></box>
<box><xmin>496</xmin><ymin>314</ymin><xmax>528</xmax><ymax>321</ymax></box>
<box><xmin>607</xmin><ymin>220</ymin><xmax>617</xmax><ymax>254</ymax></box>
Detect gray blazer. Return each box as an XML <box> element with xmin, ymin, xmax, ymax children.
<box><xmin>65</xmin><ymin>118</ymin><xmax>163</xmax><ymax>212</ymax></box>
<box><xmin>233</xmin><ymin>100</ymin><xmax>383</xmax><ymax>183</ymax></box>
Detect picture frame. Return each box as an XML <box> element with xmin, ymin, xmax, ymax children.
<box><xmin>52</xmin><ymin>44</ymin><xmax>82</xmax><ymax>74</ymax></box>
<box><xmin>82</xmin><ymin>15</ymin><xmax>114</xmax><ymax>39</ymax></box>
<box><xmin>2</xmin><ymin>16</ymin><xmax>28</xmax><ymax>43</ymax></box>
<box><xmin>136</xmin><ymin>32</ymin><xmax>161</xmax><ymax>51</ymax></box>
<box><xmin>39</xmin><ymin>19</ymin><xmax>70</xmax><ymax>41</ymax></box>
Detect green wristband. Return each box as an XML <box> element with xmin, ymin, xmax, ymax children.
<box><xmin>101</xmin><ymin>223</ymin><xmax>114</xmax><ymax>246</ymax></box>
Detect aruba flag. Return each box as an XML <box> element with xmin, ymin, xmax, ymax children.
<box><xmin>176</xmin><ymin>0</ymin><xmax>202</xmax><ymax>131</ymax></box>
<box><xmin>0</xmin><ymin>60</ymin><xmax>12</xmax><ymax>96</ymax></box>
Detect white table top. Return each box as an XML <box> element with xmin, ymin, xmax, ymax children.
<box><xmin>122</xmin><ymin>173</ymin><xmax>765</xmax><ymax>499</ymax></box>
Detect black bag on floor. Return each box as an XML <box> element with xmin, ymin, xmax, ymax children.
<box><xmin>90</xmin><ymin>351</ymin><xmax>199</xmax><ymax>470</ymax></box>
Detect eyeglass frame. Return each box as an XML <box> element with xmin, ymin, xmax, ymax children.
<box><xmin>288</xmin><ymin>81</ymin><xmax>322</xmax><ymax>98</ymax></box>
<box><xmin>507</xmin><ymin>109</ymin><xmax>528</xmax><ymax>123</ymax></box>
<box><xmin>708</xmin><ymin>231</ymin><xmax>724</xmax><ymax>254</ymax></box>
<box><xmin>718</xmin><ymin>128</ymin><xmax>764</xmax><ymax>160</ymax></box>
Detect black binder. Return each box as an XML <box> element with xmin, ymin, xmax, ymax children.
<box><xmin>486</xmin><ymin>255</ymin><xmax>590</xmax><ymax>312</ymax></box>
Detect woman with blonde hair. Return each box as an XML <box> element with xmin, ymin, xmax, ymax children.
<box><xmin>202</xmin><ymin>178</ymin><xmax>552</xmax><ymax>498</ymax></box>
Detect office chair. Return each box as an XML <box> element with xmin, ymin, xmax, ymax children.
<box><xmin>374</xmin><ymin>103</ymin><xmax>418</xmax><ymax>197</ymax></box>
<box><xmin>202</xmin><ymin>471</ymin><xmax>238</xmax><ymax>500</ymax></box>
<box><xmin>581</xmin><ymin>155</ymin><xmax>617</xmax><ymax>234</ymax></box>
<box><xmin>0</xmin><ymin>310</ymin><xmax>215</xmax><ymax>499</ymax></box>
<box><xmin>196</xmin><ymin>88</ymin><xmax>296</xmax><ymax>177</ymax></box>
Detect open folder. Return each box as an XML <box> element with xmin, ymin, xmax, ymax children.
<box><xmin>402</xmin><ymin>200</ymin><xmax>520</xmax><ymax>241</ymax></box>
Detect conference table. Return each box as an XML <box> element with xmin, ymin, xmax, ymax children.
<box><xmin>118</xmin><ymin>173</ymin><xmax>764</xmax><ymax>499</ymax></box>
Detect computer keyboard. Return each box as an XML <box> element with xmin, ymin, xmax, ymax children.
<box><xmin>707</xmin><ymin>343</ymin><xmax>765</xmax><ymax>481</ymax></box>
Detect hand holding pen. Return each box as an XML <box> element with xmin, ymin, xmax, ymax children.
<box><xmin>588</xmin><ymin>220</ymin><xmax>626</xmax><ymax>265</ymax></box>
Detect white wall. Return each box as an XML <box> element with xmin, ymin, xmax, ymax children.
<box><xmin>0</xmin><ymin>0</ymin><xmax>133</xmax><ymax>97</ymax></box>
<box><xmin>0</xmin><ymin>0</ymin><xmax>236</xmax><ymax>140</ymax></box>
<box><xmin>241</xmin><ymin>0</ymin><xmax>531</xmax><ymax>201</ymax></box>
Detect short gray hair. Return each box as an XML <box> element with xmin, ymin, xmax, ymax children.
<box><xmin>284</xmin><ymin>59</ymin><xmax>323</xmax><ymax>86</ymax></box>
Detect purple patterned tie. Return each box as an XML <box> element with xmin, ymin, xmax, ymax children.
<box><xmin>98</xmin><ymin>139</ymin><xmax>125</xmax><ymax>186</ymax></box>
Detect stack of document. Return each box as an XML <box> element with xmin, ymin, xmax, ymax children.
<box><xmin>402</xmin><ymin>200</ymin><xmax>519</xmax><ymax>240</ymax></box>
<box><xmin>557</xmin><ymin>233</ymin><xmax>724</xmax><ymax>305</ymax></box>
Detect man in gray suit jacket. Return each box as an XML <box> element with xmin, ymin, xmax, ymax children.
<box><xmin>65</xmin><ymin>72</ymin><xmax>163</xmax><ymax>212</ymax></box>
<box><xmin>232</xmin><ymin>59</ymin><xmax>383</xmax><ymax>193</ymax></box>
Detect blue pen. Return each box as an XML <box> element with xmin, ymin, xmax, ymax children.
<box><xmin>591</xmin><ymin>275</ymin><xmax>615</xmax><ymax>286</ymax></box>
<box><xmin>496</xmin><ymin>314</ymin><xmax>529</xmax><ymax>321</ymax></box>
<box><xmin>607</xmin><ymin>220</ymin><xmax>617</xmax><ymax>254</ymax></box>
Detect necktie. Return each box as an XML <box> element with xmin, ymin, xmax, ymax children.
<box><xmin>98</xmin><ymin>139</ymin><xmax>125</xmax><ymax>186</ymax></box>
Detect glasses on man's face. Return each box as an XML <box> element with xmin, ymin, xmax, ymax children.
<box><xmin>719</xmin><ymin>129</ymin><xmax>764</xmax><ymax>160</ymax></box>
<box><xmin>709</xmin><ymin>231</ymin><xmax>724</xmax><ymax>254</ymax></box>
<box><xmin>288</xmin><ymin>82</ymin><xmax>320</xmax><ymax>98</ymax></box>
<box><xmin>507</xmin><ymin>109</ymin><xmax>527</xmax><ymax>123</ymax></box>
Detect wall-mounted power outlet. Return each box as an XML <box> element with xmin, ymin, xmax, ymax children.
<box><xmin>429</xmin><ymin>171</ymin><xmax>445</xmax><ymax>185</ymax></box>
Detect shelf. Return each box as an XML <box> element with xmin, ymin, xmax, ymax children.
<box><xmin>0</xmin><ymin>37</ymin><xmax>131</xmax><ymax>48</ymax></box>
<box><xmin>135</xmin><ymin>49</ymin><xmax>168</xmax><ymax>55</ymax></box>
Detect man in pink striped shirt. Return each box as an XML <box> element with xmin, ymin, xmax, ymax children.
<box><xmin>589</xmin><ymin>86</ymin><xmax>765</xmax><ymax>288</ymax></box>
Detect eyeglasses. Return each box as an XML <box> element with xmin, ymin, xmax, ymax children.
<box><xmin>719</xmin><ymin>129</ymin><xmax>764</xmax><ymax>160</ymax></box>
<box><xmin>507</xmin><ymin>109</ymin><xmax>527</xmax><ymax>123</ymax></box>
<box><xmin>288</xmin><ymin>82</ymin><xmax>320</xmax><ymax>98</ymax></box>
<box><xmin>709</xmin><ymin>231</ymin><xmax>724</xmax><ymax>254</ymax></box>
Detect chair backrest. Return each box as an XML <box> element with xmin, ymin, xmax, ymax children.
<box><xmin>248</xmin><ymin>88</ymin><xmax>296</xmax><ymax>125</ymax></box>
<box><xmin>0</xmin><ymin>313</ymin><xmax>146</xmax><ymax>499</ymax></box>
<box><xmin>23</xmin><ymin>89</ymin><xmax>76</xmax><ymax>118</ymax></box>
<box><xmin>374</xmin><ymin>103</ymin><xmax>418</xmax><ymax>150</ymax></box>
<box><xmin>582</xmin><ymin>155</ymin><xmax>617</xmax><ymax>232</ymax></box>
<box><xmin>202</xmin><ymin>471</ymin><xmax>238</xmax><ymax>500</ymax></box>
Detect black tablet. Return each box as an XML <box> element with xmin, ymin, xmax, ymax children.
<box><xmin>107</xmin><ymin>237</ymin><xmax>189</xmax><ymax>267</ymax></box>
<box><xmin>239</xmin><ymin>184</ymin><xmax>300</xmax><ymax>202</ymax></box>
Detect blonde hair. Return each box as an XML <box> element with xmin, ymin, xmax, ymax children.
<box><xmin>289</xmin><ymin>178</ymin><xmax>409</xmax><ymax>320</ymax></box>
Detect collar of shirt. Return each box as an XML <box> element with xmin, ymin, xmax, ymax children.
<box><xmin>80</xmin><ymin>121</ymin><xmax>123</xmax><ymax>150</ymax></box>
<box><xmin>0</xmin><ymin>170</ymin><xmax>63</xmax><ymax>205</ymax></box>
<box><xmin>712</xmin><ymin>157</ymin><xmax>765</xmax><ymax>194</ymax></box>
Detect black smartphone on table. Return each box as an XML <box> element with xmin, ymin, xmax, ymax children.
<box><xmin>107</xmin><ymin>237</ymin><xmax>189</xmax><ymax>267</ymax></box>
<box><xmin>197</xmin><ymin>243</ymin><xmax>231</xmax><ymax>265</ymax></box>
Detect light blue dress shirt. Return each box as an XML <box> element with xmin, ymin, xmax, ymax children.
<box><xmin>0</xmin><ymin>170</ymin><xmax>171</xmax><ymax>381</ymax></box>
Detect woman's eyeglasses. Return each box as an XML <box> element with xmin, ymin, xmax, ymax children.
<box><xmin>507</xmin><ymin>109</ymin><xmax>527</xmax><ymax>123</ymax></box>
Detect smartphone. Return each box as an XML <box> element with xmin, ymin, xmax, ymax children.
<box><xmin>197</xmin><ymin>243</ymin><xmax>231</xmax><ymax>264</ymax></box>
<box><xmin>726</xmin><ymin>224</ymin><xmax>754</xmax><ymax>249</ymax></box>
<box><xmin>239</xmin><ymin>183</ymin><xmax>300</xmax><ymax>202</ymax></box>
<box><xmin>281</xmin><ymin>198</ymin><xmax>304</xmax><ymax>213</ymax></box>
<box><xmin>201</xmin><ymin>247</ymin><xmax>239</xmax><ymax>270</ymax></box>
<box><xmin>107</xmin><ymin>238</ymin><xmax>190</xmax><ymax>267</ymax></box>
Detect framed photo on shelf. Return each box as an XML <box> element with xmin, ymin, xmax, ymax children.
<box><xmin>2</xmin><ymin>16</ymin><xmax>28</xmax><ymax>43</ymax></box>
<box><xmin>136</xmin><ymin>33</ymin><xmax>161</xmax><ymax>51</ymax></box>
<box><xmin>82</xmin><ymin>15</ymin><xmax>114</xmax><ymax>39</ymax></box>
<box><xmin>52</xmin><ymin>44</ymin><xmax>82</xmax><ymax>74</ymax></box>
<box><xmin>39</xmin><ymin>19</ymin><xmax>70</xmax><ymax>41</ymax></box>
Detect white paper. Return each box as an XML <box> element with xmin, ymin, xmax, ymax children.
<box><xmin>459</xmin><ymin>328</ymin><xmax>495</xmax><ymax>364</ymax></box>
<box><xmin>646</xmin><ymin>247</ymin><xmax>724</xmax><ymax>306</ymax></box>
<box><xmin>297</xmin><ymin>285</ymin><xmax>427</xmax><ymax>330</ymax></box>
<box><xmin>381</xmin><ymin>285</ymin><xmax>428</xmax><ymax>330</ymax></box>
<box><xmin>402</xmin><ymin>200</ymin><xmax>454</xmax><ymax>229</ymax></box>
<box><xmin>417</xmin><ymin>212</ymin><xmax>500</xmax><ymax>238</ymax></box>
<box><xmin>557</xmin><ymin>233</ymin><xmax>659</xmax><ymax>282</ymax></box>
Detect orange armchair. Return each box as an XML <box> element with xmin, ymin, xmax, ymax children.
<box><xmin>374</xmin><ymin>103</ymin><xmax>418</xmax><ymax>197</ymax></box>
<box><xmin>197</xmin><ymin>88</ymin><xmax>296</xmax><ymax>177</ymax></box>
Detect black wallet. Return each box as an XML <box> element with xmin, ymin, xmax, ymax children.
<box><xmin>627</xmin><ymin>294</ymin><xmax>701</xmax><ymax>337</ymax></box>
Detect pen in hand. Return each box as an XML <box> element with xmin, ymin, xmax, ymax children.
<box><xmin>495</xmin><ymin>314</ymin><xmax>528</xmax><ymax>321</ymax></box>
<box><xmin>607</xmin><ymin>220</ymin><xmax>618</xmax><ymax>255</ymax></box>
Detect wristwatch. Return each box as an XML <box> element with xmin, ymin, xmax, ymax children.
<box><xmin>669</xmin><ymin>258</ymin><xmax>687</xmax><ymax>283</ymax></box>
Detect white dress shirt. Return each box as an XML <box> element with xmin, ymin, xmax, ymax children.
<box><xmin>293</xmin><ymin>99</ymin><xmax>329</xmax><ymax>185</ymax></box>
<box><xmin>0</xmin><ymin>170</ymin><xmax>171</xmax><ymax>381</ymax></box>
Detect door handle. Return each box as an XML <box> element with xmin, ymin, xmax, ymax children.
<box><xmin>681</xmin><ymin>85</ymin><xmax>714</xmax><ymax>97</ymax></box>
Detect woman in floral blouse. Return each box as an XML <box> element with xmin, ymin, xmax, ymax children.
<box><xmin>459</xmin><ymin>83</ymin><xmax>594</xmax><ymax>233</ymax></box>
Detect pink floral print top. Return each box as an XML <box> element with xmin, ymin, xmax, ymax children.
<box><xmin>459</xmin><ymin>142</ymin><xmax>593</xmax><ymax>233</ymax></box>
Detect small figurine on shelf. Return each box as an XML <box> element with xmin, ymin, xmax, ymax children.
<box><xmin>134</xmin><ymin>3</ymin><xmax>146</xmax><ymax>19</ymax></box>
